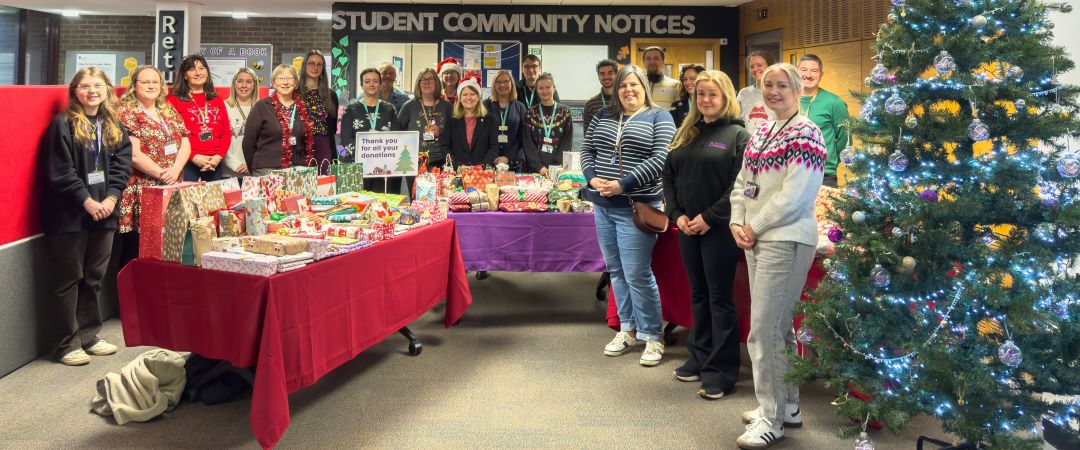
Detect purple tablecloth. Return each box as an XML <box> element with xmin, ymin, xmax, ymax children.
<box><xmin>449</xmin><ymin>212</ymin><xmax>606</xmax><ymax>272</ymax></box>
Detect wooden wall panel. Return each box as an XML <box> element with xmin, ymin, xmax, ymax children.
<box><xmin>803</xmin><ymin>41</ymin><xmax>866</xmax><ymax>117</ymax></box>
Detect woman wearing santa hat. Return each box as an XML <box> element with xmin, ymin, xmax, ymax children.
<box><xmin>434</xmin><ymin>76</ymin><xmax>498</xmax><ymax>167</ymax></box>
<box><xmin>437</xmin><ymin>57</ymin><xmax>463</xmax><ymax>105</ymax></box>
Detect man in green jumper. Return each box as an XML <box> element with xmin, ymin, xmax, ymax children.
<box><xmin>798</xmin><ymin>54</ymin><xmax>849</xmax><ymax>188</ymax></box>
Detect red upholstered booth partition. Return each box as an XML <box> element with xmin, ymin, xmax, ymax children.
<box><xmin>0</xmin><ymin>85</ymin><xmax>269</xmax><ymax>246</ymax></box>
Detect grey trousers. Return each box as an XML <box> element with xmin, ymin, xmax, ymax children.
<box><xmin>47</xmin><ymin>229</ymin><xmax>114</xmax><ymax>358</ymax></box>
<box><xmin>744</xmin><ymin>240</ymin><xmax>815</xmax><ymax>423</ymax></box>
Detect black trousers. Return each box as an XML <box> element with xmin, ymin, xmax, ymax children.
<box><xmin>117</xmin><ymin>230</ymin><xmax>140</xmax><ymax>271</ymax></box>
<box><xmin>47</xmin><ymin>229</ymin><xmax>113</xmax><ymax>357</ymax></box>
<box><xmin>677</xmin><ymin>226</ymin><xmax>742</xmax><ymax>391</ymax></box>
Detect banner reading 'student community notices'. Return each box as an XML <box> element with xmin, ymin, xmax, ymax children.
<box><xmin>354</xmin><ymin>131</ymin><xmax>420</xmax><ymax>178</ymax></box>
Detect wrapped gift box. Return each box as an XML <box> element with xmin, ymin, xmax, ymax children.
<box><xmin>242</xmin><ymin>234</ymin><xmax>309</xmax><ymax>256</ymax></box>
<box><xmin>211</xmin><ymin>236</ymin><xmax>241</xmax><ymax>252</ymax></box>
<box><xmin>500</xmin><ymin>191</ymin><xmax>548</xmax><ymax>204</ymax></box>
<box><xmin>189</xmin><ymin>217</ymin><xmax>218</xmax><ymax>267</ymax></box>
<box><xmin>300</xmin><ymin>238</ymin><xmax>329</xmax><ymax>261</ymax></box>
<box><xmin>139</xmin><ymin>181</ymin><xmax>203</xmax><ymax>259</ymax></box>
<box><xmin>498</xmin><ymin>201</ymin><xmax>548</xmax><ymax>212</ymax></box>
<box><xmin>368</xmin><ymin>221</ymin><xmax>395</xmax><ymax>241</ymax></box>
<box><xmin>326</xmin><ymin>225</ymin><xmax>363</xmax><ymax>239</ymax></box>
<box><xmin>201</xmin><ymin>251</ymin><xmax>279</xmax><ymax>277</ymax></box>
<box><xmin>215</xmin><ymin>209</ymin><xmax>245</xmax><ymax>237</ymax></box>
<box><xmin>316</xmin><ymin>175</ymin><xmax>337</xmax><ymax>197</ymax></box>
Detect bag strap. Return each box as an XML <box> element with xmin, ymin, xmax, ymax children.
<box><xmin>613</xmin><ymin>108</ymin><xmax>645</xmax><ymax>208</ymax></box>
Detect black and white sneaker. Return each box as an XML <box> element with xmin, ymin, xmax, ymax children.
<box><xmin>736</xmin><ymin>417</ymin><xmax>785</xmax><ymax>449</ymax></box>
<box><xmin>741</xmin><ymin>403</ymin><xmax>803</xmax><ymax>428</ymax></box>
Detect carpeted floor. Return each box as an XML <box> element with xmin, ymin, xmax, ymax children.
<box><xmin>1</xmin><ymin>272</ymin><xmax>970</xmax><ymax>449</ymax></box>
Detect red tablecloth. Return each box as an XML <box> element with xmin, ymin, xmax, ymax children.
<box><xmin>606</xmin><ymin>227</ymin><xmax>825</xmax><ymax>343</ymax></box>
<box><xmin>117</xmin><ymin>220</ymin><xmax>472</xmax><ymax>448</ymax></box>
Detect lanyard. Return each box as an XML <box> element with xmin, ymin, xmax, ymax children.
<box><xmin>236</xmin><ymin>103</ymin><xmax>250</xmax><ymax>122</ymax></box>
<box><xmin>498</xmin><ymin>102</ymin><xmax>510</xmax><ymax>127</ymax></box>
<box><xmin>193</xmin><ymin>94</ymin><xmax>209</xmax><ymax>126</ymax></box>
<box><xmin>525</xmin><ymin>87</ymin><xmax>536</xmax><ymax>108</ymax></box>
<box><xmin>90</xmin><ymin>117</ymin><xmax>102</xmax><ymax>172</ymax></box>
<box><xmin>750</xmin><ymin>115</ymin><xmax>797</xmax><ymax>179</ymax></box>
<box><xmin>421</xmin><ymin>102</ymin><xmax>434</xmax><ymax>124</ymax></box>
<box><xmin>800</xmin><ymin>93</ymin><xmax>818</xmax><ymax>117</ymax></box>
<box><xmin>288</xmin><ymin>104</ymin><xmax>297</xmax><ymax>129</ymax></box>
<box><xmin>615</xmin><ymin>107</ymin><xmax>645</xmax><ymax>152</ymax></box>
<box><xmin>362</xmin><ymin>100</ymin><xmax>380</xmax><ymax>129</ymax></box>
<box><xmin>599</xmin><ymin>91</ymin><xmax>607</xmax><ymax>107</ymax></box>
<box><xmin>539</xmin><ymin>102</ymin><xmax>558</xmax><ymax>138</ymax></box>
<box><xmin>140</xmin><ymin>104</ymin><xmax>170</xmax><ymax>133</ymax></box>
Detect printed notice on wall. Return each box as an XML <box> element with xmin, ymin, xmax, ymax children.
<box><xmin>483</xmin><ymin>44</ymin><xmax>501</xmax><ymax>69</ymax></box>
<box><xmin>76</xmin><ymin>53</ymin><xmax>117</xmax><ymax>84</ymax></box>
<box><xmin>354</xmin><ymin>131</ymin><xmax>420</xmax><ymax>177</ymax></box>
<box><xmin>463</xmin><ymin>45</ymin><xmax>482</xmax><ymax>69</ymax></box>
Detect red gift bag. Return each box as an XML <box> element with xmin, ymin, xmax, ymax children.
<box><xmin>138</xmin><ymin>181</ymin><xmax>204</xmax><ymax>259</ymax></box>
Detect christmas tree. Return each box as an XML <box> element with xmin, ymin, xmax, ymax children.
<box><xmin>395</xmin><ymin>146</ymin><xmax>415</xmax><ymax>174</ymax></box>
<box><xmin>789</xmin><ymin>1</ymin><xmax>1080</xmax><ymax>448</ymax></box>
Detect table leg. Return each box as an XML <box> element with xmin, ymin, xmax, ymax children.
<box><xmin>398</xmin><ymin>327</ymin><xmax>422</xmax><ymax>356</ymax></box>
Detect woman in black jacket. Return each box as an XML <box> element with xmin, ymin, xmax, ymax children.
<box><xmin>42</xmin><ymin>67</ymin><xmax>133</xmax><ymax>366</ymax></box>
<box><xmin>661</xmin><ymin>70</ymin><xmax>749</xmax><ymax>399</ymax></box>
<box><xmin>434</xmin><ymin>76</ymin><xmax>498</xmax><ymax>167</ymax></box>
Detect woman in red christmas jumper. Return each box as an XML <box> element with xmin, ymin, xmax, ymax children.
<box><xmin>242</xmin><ymin>64</ymin><xmax>316</xmax><ymax>175</ymax></box>
<box><xmin>167</xmin><ymin>54</ymin><xmax>231</xmax><ymax>182</ymax></box>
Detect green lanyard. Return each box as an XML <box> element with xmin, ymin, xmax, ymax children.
<box><xmin>525</xmin><ymin>88</ymin><xmax>536</xmax><ymax>108</ymax></box>
<box><xmin>362</xmin><ymin>100</ymin><xmax>380</xmax><ymax>129</ymax></box>
<box><xmin>288</xmin><ymin>104</ymin><xmax>297</xmax><ymax>128</ymax></box>
<box><xmin>499</xmin><ymin>102</ymin><xmax>510</xmax><ymax>127</ymax></box>
<box><xmin>600</xmin><ymin>92</ymin><xmax>607</xmax><ymax>107</ymax></box>
<box><xmin>539</xmin><ymin>102</ymin><xmax>558</xmax><ymax>139</ymax></box>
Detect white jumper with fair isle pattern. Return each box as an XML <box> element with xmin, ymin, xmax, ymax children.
<box><xmin>729</xmin><ymin>115</ymin><xmax>826</xmax><ymax>245</ymax></box>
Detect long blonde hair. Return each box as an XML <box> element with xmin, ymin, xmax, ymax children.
<box><xmin>670</xmin><ymin>70</ymin><xmax>741</xmax><ymax>150</ymax></box>
<box><xmin>226</xmin><ymin>67</ymin><xmax>261</xmax><ymax>108</ymax></box>
<box><xmin>65</xmin><ymin>67</ymin><xmax>124</xmax><ymax>150</ymax></box>
<box><xmin>491</xmin><ymin>70</ymin><xmax>518</xmax><ymax>103</ymax></box>
<box><xmin>452</xmin><ymin>84</ymin><xmax>487</xmax><ymax>119</ymax></box>
<box><xmin>119</xmin><ymin>65</ymin><xmax>178</xmax><ymax>120</ymax></box>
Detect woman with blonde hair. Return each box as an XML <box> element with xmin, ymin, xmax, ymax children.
<box><xmin>243</xmin><ymin>64</ymin><xmax>316</xmax><ymax>175</ymax></box>
<box><xmin>42</xmin><ymin>67</ymin><xmax>132</xmax><ymax>365</ymax></box>
<box><xmin>434</xmin><ymin>76</ymin><xmax>498</xmax><ymax>167</ymax></box>
<box><xmin>662</xmin><ymin>70</ymin><xmax>749</xmax><ymax>400</ymax></box>
<box><xmin>730</xmin><ymin>63</ymin><xmax>825</xmax><ymax>449</ymax></box>
<box><xmin>222</xmin><ymin>67</ymin><xmax>259</xmax><ymax>177</ymax></box>
<box><xmin>115</xmin><ymin>65</ymin><xmax>191</xmax><ymax>268</ymax></box>
<box><xmin>483</xmin><ymin>69</ymin><xmax>527</xmax><ymax>169</ymax></box>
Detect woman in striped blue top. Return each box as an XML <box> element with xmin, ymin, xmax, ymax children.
<box><xmin>582</xmin><ymin>64</ymin><xmax>677</xmax><ymax>367</ymax></box>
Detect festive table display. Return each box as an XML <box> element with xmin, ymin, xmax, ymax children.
<box><xmin>416</xmin><ymin>160</ymin><xmax>592</xmax><ymax>214</ymax></box>
<box><xmin>137</xmin><ymin>172</ymin><xmax>445</xmax><ymax>276</ymax></box>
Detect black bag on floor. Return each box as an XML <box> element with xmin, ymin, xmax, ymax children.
<box><xmin>182</xmin><ymin>354</ymin><xmax>254</xmax><ymax>405</ymax></box>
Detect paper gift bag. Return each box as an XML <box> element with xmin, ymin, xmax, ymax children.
<box><xmin>562</xmin><ymin>151</ymin><xmax>582</xmax><ymax>171</ymax></box>
<box><xmin>415</xmin><ymin>175</ymin><xmax>437</xmax><ymax>202</ymax></box>
<box><xmin>485</xmin><ymin>183</ymin><xmax>500</xmax><ymax>210</ymax></box>
<box><xmin>241</xmin><ymin>174</ymin><xmax>285</xmax><ymax>212</ymax></box>
<box><xmin>188</xmin><ymin>217</ymin><xmax>218</xmax><ymax>266</ymax></box>
<box><xmin>215</xmin><ymin>208</ymin><xmax>245</xmax><ymax>237</ymax></box>
<box><xmin>140</xmin><ymin>181</ymin><xmax>204</xmax><ymax>259</ymax></box>
<box><xmin>237</xmin><ymin>199</ymin><xmax>268</xmax><ymax>236</ymax></box>
<box><xmin>316</xmin><ymin>175</ymin><xmax>337</xmax><ymax>197</ymax></box>
<box><xmin>271</xmin><ymin>166</ymin><xmax>317</xmax><ymax>198</ymax></box>
<box><xmin>222</xmin><ymin>189</ymin><xmax>243</xmax><ymax>209</ymax></box>
<box><xmin>330</xmin><ymin>161</ymin><xmax>364</xmax><ymax>194</ymax></box>
<box><xmin>161</xmin><ymin>192</ymin><xmax>191</xmax><ymax>263</ymax></box>
<box><xmin>208</xmin><ymin>177</ymin><xmax>240</xmax><ymax>191</ymax></box>
<box><xmin>173</xmin><ymin>183</ymin><xmax>227</xmax><ymax>221</ymax></box>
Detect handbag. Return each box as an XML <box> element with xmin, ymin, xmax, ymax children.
<box><xmin>613</xmin><ymin>111</ymin><xmax>668</xmax><ymax>234</ymax></box>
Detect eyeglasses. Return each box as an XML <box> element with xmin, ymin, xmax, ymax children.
<box><xmin>77</xmin><ymin>83</ymin><xmax>106</xmax><ymax>91</ymax></box>
<box><xmin>305</xmin><ymin>61</ymin><xmax>324</xmax><ymax>67</ymax></box>
<box><xmin>420</xmin><ymin>77</ymin><xmax>436</xmax><ymax>82</ymax></box>
<box><xmin>137</xmin><ymin>80</ymin><xmax>161</xmax><ymax>86</ymax></box>
<box><xmin>274</xmin><ymin>77</ymin><xmax>296</xmax><ymax>82</ymax></box>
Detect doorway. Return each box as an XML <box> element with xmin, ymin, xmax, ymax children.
<box><xmin>629</xmin><ymin>38</ymin><xmax>721</xmax><ymax>76</ymax></box>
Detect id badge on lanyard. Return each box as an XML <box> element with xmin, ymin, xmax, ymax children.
<box><xmin>88</xmin><ymin>118</ymin><xmax>105</xmax><ymax>185</ymax></box>
<box><xmin>498</xmin><ymin>134</ymin><xmax>509</xmax><ymax>143</ymax></box>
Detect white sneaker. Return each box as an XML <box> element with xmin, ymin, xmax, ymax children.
<box><xmin>741</xmin><ymin>403</ymin><xmax>802</xmax><ymax>428</ymax></box>
<box><xmin>59</xmin><ymin>349</ymin><xmax>90</xmax><ymax>366</ymax></box>
<box><xmin>84</xmin><ymin>340</ymin><xmax>118</xmax><ymax>356</ymax></box>
<box><xmin>604</xmin><ymin>332</ymin><xmax>639</xmax><ymax>356</ymax></box>
<box><xmin>736</xmin><ymin>417</ymin><xmax>785</xmax><ymax>449</ymax></box>
<box><xmin>639</xmin><ymin>340</ymin><xmax>664</xmax><ymax>366</ymax></box>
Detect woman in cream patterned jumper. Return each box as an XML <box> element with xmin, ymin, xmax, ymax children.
<box><xmin>728</xmin><ymin>62</ymin><xmax>825</xmax><ymax>450</ymax></box>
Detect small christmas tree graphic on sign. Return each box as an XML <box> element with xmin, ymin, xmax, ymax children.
<box><xmin>395</xmin><ymin>145</ymin><xmax>415</xmax><ymax>174</ymax></box>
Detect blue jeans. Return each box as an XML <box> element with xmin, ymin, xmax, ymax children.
<box><xmin>183</xmin><ymin>160</ymin><xmax>224</xmax><ymax>182</ymax></box>
<box><xmin>593</xmin><ymin>203</ymin><xmax>662</xmax><ymax>341</ymax></box>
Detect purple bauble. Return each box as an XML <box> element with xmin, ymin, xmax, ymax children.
<box><xmin>828</xmin><ymin>227</ymin><xmax>845</xmax><ymax>243</ymax></box>
<box><xmin>919</xmin><ymin>189</ymin><xmax>939</xmax><ymax>202</ymax></box>
<box><xmin>888</xmin><ymin>74</ymin><xmax>898</xmax><ymax>84</ymax></box>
